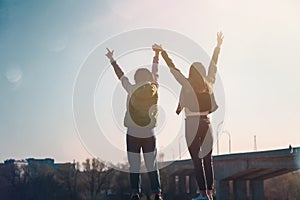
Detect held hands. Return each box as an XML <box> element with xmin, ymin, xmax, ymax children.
<box><xmin>152</xmin><ymin>43</ymin><xmax>163</xmax><ymax>52</ymax></box>
<box><xmin>217</xmin><ymin>32</ymin><xmax>224</xmax><ymax>48</ymax></box>
<box><xmin>105</xmin><ymin>48</ymin><xmax>114</xmax><ymax>61</ymax></box>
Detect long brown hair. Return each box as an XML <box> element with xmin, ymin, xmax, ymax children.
<box><xmin>188</xmin><ymin>62</ymin><xmax>211</xmax><ymax>94</ymax></box>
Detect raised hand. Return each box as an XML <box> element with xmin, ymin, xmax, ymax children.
<box><xmin>152</xmin><ymin>43</ymin><xmax>163</xmax><ymax>52</ymax></box>
<box><xmin>105</xmin><ymin>48</ymin><xmax>114</xmax><ymax>61</ymax></box>
<box><xmin>217</xmin><ymin>32</ymin><xmax>224</xmax><ymax>48</ymax></box>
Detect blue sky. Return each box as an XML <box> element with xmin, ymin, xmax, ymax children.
<box><xmin>1</xmin><ymin>0</ymin><xmax>300</xmax><ymax>163</ymax></box>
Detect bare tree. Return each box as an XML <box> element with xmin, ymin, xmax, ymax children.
<box><xmin>56</xmin><ymin>162</ymin><xmax>79</xmax><ymax>199</ymax></box>
<box><xmin>82</xmin><ymin>158</ymin><xmax>112</xmax><ymax>199</ymax></box>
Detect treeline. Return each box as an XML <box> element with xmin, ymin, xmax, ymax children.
<box><xmin>1</xmin><ymin>157</ymin><xmax>299</xmax><ymax>200</ymax></box>
<box><xmin>0</xmin><ymin>158</ymin><xmax>132</xmax><ymax>200</ymax></box>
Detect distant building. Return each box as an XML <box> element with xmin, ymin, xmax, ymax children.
<box><xmin>26</xmin><ymin>158</ymin><xmax>54</xmax><ymax>166</ymax></box>
<box><xmin>27</xmin><ymin>158</ymin><xmax>76</xmax><ymax>171</ymax></box>
<box><xmin>1</xmin><ymin>158</ymin><xmax>75</xmax><ymax>173</ymax></box>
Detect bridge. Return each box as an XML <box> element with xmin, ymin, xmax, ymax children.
<box><xmin>161</xmin><ymin>147</ymin><xmax>300</xmax><ymax>200</ymax></box>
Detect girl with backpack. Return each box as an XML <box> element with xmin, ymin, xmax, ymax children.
<box><xmin>105</xmin><ymin>45</ymin><xmax>163</xmax><ymax>200</ymax></box>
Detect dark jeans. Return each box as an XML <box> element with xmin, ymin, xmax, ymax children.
<box><xmin>126</xmin><ymin>134</ymin><xmax>161</xmax><ymax>193</ymax></box>
<box><xmin>185</xmin><ymin>116</ymin><xmax>214</xmax><ymax>190</ymax></box>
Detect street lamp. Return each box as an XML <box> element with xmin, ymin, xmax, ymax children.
<box><xmin>222</xmin><ymin>130</ymin><xmax>231</xmax><ymax>154</ymax></box>
<box><xmin>216</xmin><ymin>121</ymin><xmax>224</xmax><ymax>155</ymax></box>
<box><xmin>171</xmin><ymin>147</ymin><xmax>175</xmax><ymax>160</ymax></box>
<box><xmin>178</xmin><ymin>135</ymin><xmax>184</xmax><ymax>160</ymax></box>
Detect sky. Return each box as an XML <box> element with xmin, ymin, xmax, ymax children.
<box><xmin>1</xmin><ymin>0</ymin><xmax>300</xmax><ymax>164</ymax></box>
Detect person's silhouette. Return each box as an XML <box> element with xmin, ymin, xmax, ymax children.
<box><xmin>105</xmin><ymin>45</ymin><xmax>163</xmax><ymax>200</ymax></box>
<box><xmin>154</xmin><ymin>32</ymin><xmax>224</xmax><ymax>200</ymax></box>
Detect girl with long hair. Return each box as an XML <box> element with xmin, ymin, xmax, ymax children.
<box><xmin>154</xmin><ymin>32</ymin><xmax>223</xmax><ymax>200</ymax></box>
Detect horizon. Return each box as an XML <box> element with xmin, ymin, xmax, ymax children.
<box><xmin>2</xmin><ymin>145</ymin><xmax>299</xmax><ymax>164</ymax></box>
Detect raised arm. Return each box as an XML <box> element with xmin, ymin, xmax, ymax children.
<box><xmin>105</xmin><ymin>48</ymin><xmax>133</xmax><ymax>93</ymax></box>
<box><xmin>152</xmin><ymin>44</ymin><xmax>188</xmax><ymax>86</ymax></box>
<box><xmin>105</xmin><ymin>48</ymin><xmax>124</xmax><ymax>79</ymax></box>
<box><xmin>207</xmin><ymin>32</ymin><xmax>224</xmax><ymax>84</ymax></box>
<box><xmin>151</xmin><ymin>44</ymin><xmax>160</xmax><ymax>84</ymax></box>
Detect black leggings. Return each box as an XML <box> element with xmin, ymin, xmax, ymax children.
<box><xmin>185</xmin><ymin>116</ymin><xmax>214</xmax><ymax>190</ymax></box>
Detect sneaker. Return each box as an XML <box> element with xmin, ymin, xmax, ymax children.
<box><xmin>206</xmin><ymin>190</ymin><xmax>213</xmax><ymax>200</ymax></box>
<box><xmin>154</xmin><ymin>193</ymin><xmax>163</xmax><ymax>200</ymax></box>
<box><xmin>130</xmin><ymin>194</ymin><xmax>140</xmax><ymax>200</ymax></box>
<box><xmin>192</xmin><ymin>193</ymin><xmax>209</xmax><ymax>200</ymax></box>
